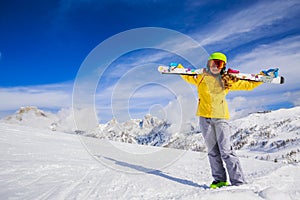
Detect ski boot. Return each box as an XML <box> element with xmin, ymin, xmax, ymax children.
<box><xmin>210</xmin><ymin>180</ymin><xmax>229</xmax><ymax>189</ymax></box>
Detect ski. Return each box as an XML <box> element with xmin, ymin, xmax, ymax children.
<box><xmin>227</xmin><ymin>70</ymin><xmax>284</xmax><ymax>84</ymax></box>
<box><xmin>158</xmin><ymin>65</ymin><xmax>284</xmax><ymax>84</ymax></box>
<box><xmin>158</xmin><ymin>65</ymin><xmax>202</xmax><ymax>75</ymax></box>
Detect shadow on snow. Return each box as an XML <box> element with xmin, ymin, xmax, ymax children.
<box><xmin>102</xmin><ymin>156</ymin><xmax>209</xmax><ymax>189</ymax></box>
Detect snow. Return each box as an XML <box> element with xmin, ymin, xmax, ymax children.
<box><xmin>3</xmin><ymin>106</ymin><xmax>300</xmax><ymax>164</ymax></box>
<box><xmin>1</xmin><ymin>119</ymin><xmax>300</xmax><ymax>199</ymax></box>
<box><xmin>230</xmin><ymin>107</ymin><xmax>300</xmax><ymax>164</ymax></box>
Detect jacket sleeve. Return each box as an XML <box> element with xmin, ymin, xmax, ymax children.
<box><xmin>180</xmin><ymin>74</ymin><xmax>200</xmax><ymax>85</ymax></box>
<box><xmin>229</xmin><ymin>79</ymin><xmax>263</xmax><ymax>91</ymax></box>
<box><xmin>177</xmin><ymin>64</ymin><xmax>199</xmax><ymax>85</ymax></box>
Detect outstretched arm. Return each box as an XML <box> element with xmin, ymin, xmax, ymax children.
<box><xmin>230</xmin><ymin>79</ymin><xmax>263</xmax><ymax>91</ymax></box>
<box><xmin>176</xmin><ymin>64</ymin><xmax>199</xmax><ymax>85</ymax></box>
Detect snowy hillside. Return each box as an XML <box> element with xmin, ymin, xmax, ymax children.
<box><xmin>1</xmin><ymin>122</ymin><xmax>300</xmax><ymax>199</ymax></box>
<box><xmin>231</xmin><ymin>107</ymin><xmax>300</xmax><ymax>164</ymax></box>
<box><xmin>2</xmin><ymin>106</ymin><xmax>300</xmax><ymax>164</ymax></box>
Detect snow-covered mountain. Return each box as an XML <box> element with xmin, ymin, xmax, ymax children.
<box><xmin>2</xmin><ymin>106</ymin><xmax>58</xmax><ymax>130</ymax></box>
<box><xmin>94</xmin><ymin>114</ymin><xmax>171</xmax><ymax>145</ymax></box>
<box><xmin>1</xmin><ymin>106</ymin><xmax>76</xmax><ymax>133</ymax></box>
<box><xmin>2</xmin><ymin>106</ymin><xmax>300</xmax><ymax>163</ymax></box>
<box><xmin>231</xmin><ymin>107</ymin><xmax>300</xmax><ymax>164</ymax></box>
<box><xmin>93</xmin><ymin>115</ymin><xmax>204</xmax><ymax>151</ymax></box>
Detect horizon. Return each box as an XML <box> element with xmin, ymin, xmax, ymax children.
<box><xmin>1</xmin><ymin>104</ymin><xmax>298</xmax><ymax>125</ymax></box>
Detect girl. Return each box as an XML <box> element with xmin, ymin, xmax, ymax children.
<box><xmin>179</xmin><ymin>52</ymin><xmax>262</xmax><ymax>188</ymax></box>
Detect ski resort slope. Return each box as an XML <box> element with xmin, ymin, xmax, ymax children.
<box><xmin>0</xmin><ymin>123</ymin><xmax>299</xmax><ymax>200</ymax></box>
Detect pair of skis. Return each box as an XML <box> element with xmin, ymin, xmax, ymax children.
<box><xmin>158</xmin><ymin>65</ymin><xmax>284</xmax><ymax>84</ymax></box>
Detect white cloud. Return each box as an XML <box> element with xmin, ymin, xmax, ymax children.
<box><xmin>95</xmin><ymin>62</ymin><xmax>197</xmax><ymax>122</ymax></box>
<box><xmin>196</xmin><ymin>0</ymin><xmax>300</xmax><ymax>47</ymax></box>
<box><xmin>283</xmin><ymin>91</ymin><xmax>300</xmax><ymax>106</ymax></box>
<box><xmin>0</xmin><ymin>83</ymin><xmax>73</xmax><ymax>111</ymax></box>
<box><xmin>229</xmin><ymin>35</ymin><xmax>300</xmax><ymax>88</ymax></box>
<box><xmin>228</xmin><ymin>96</ymin><xmax>259</xmax><ymax>120</ymax></box>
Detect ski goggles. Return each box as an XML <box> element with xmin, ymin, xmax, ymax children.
<box><xmin>208</xmin><ymin>59</ymin><xmax>226</xmax><ymax>69</ymax></box>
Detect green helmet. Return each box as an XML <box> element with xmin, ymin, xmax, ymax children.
<box><xmin>208</xmin><ymin>52</ymin><xmax>227</xmax><ymax>63</ymax></box>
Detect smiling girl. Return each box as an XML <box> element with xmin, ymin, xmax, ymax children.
<box><xmin>179</xmin><ymin>52</ymin><xmax>262</xmax><ymax>188</ymax></box>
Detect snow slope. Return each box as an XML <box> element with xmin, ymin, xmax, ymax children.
<box><xmin>1</xmin><ymin>122</ymin><xmax>300</xmax><ymax>199</ymax></box>
<box><xmin>231</xmin><ymin>107</ymin><xmax>300</xmax><ymax>164</ymax></box>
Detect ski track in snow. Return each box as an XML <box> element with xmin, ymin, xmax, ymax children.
<box><xmin>0</xmin><ymin>122</ymin><xmax>300</xmax><ymax>200</ymax></box>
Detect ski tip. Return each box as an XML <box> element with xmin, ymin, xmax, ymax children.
<box><xmin>280</xmin><ymin>76</ymin><xmax>285</xmax><ymax>84</ymax></box>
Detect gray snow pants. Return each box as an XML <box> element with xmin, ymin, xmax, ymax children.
<box><xmin>199</xmin><ymin>117</ymin><xmax>245</xmax><ymax>185</ymax></box>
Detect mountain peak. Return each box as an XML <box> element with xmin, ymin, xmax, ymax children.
<box><xmin>17</xmin><ymin>106</ymin><xmax>47</xmax><ymax>118</ymax></box>
<box><xmin>2</xmin><ymin>106</ymin><xmax>57</xmax><ymax>130</ymax></box>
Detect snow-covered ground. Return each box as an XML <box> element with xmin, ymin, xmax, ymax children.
<box><xmin>1</xmin><ymin>121</ymin><xmax>300</xmax><ymax>199</ymax></box>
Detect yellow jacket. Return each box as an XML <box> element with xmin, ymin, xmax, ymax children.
<box><xmin>180</xmin><ymin>69</ymin><xmax>262</xmax><ymax>119</ymax></box>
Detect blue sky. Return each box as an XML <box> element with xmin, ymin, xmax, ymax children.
<box><xmin>1</xmin><ymin>0</ymin><xmax>300</xmax><ymax>123</ymax></box>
